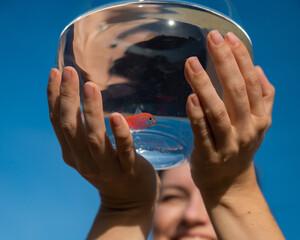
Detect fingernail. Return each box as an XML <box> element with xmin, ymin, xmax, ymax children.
<box><xmin>191</xmin><ymin>94</ymin><xmax>200</xmax><ymax>107</ymax></box>
<box><xmin>62</xmin><ymin>67</ymin><xmax>71</xmax><ymax>83</ymax></box>
<box><xmin>84</xmin><ymin>83</ymin><xmax>94</xmax><ymax>100</ymax></box>
<box><xmin>209</xmin><ymin>30</ymin><xmax>224</xmax><ymax>46</ymax></box>
<box><xmin>226</xmin><ymin>32</ymin><xmax>240</xmax><ymax>46</ymax></box>
<box><xmin>49</xmin><ymin>68</ymin><xmax>57</xmax><ymax>82</ymax></box>
<box><xmin>188</xmin><ymin>57</ymin><xmax>203</xmax><ymax>73</ymax></box>
<box><xmin>111</xmin><ymin>115</ymin><xmax>122</xmax><ymax>128</ymax></box>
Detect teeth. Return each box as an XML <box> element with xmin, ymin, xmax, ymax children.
<box><xmin>180</xmin><ymin>237</ymin><xmax>209</xmax><ymax>240</ymax></box>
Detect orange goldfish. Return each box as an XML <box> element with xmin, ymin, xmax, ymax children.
<box><xmin>125</xmin><ymin>112</ymin><xmax>157</xmax><ymax>130</ymax></box>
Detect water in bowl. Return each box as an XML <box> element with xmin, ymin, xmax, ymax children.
<box><xmin>106</xmin><ymin>116</ymin><xmax>193</xmax><ymax>169</ymax></box>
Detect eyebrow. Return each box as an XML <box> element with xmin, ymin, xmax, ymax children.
<box><xmin>160</xmin><ymin>185</ymin><xmax>189</xmax><ymax>195</ymax></box>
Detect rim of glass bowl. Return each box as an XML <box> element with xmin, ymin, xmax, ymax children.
<box><xmin>58</xmin><ymin>0</ymin><xmax>252</xmax><ymax>53</ymax></box>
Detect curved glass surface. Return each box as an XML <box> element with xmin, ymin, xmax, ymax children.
<box><xmin>70</xmin><ymin>0</ymin><xmax>243</xmax><ymax>24</ymax></box>
<box><xmin>56</xmin><ymin>1</ymin><xmax>252</xmax><ymax>169</ymax></box>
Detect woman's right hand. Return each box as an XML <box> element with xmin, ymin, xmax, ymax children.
<box><xmin>47</xmin><ymin>66</ymin><xmax>158</xmax><ymax>238</ymax></box>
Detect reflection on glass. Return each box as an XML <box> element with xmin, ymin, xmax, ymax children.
<box><xmin>56</xmin><ymin>1</ymin><xmax>252</xmax><ymax>169</ymax></box>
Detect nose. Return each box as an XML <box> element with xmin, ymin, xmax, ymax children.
<box><xmin>181</xmin><ymin>190</ymin><xmax>211</xmax><ymax>226</ymax></box>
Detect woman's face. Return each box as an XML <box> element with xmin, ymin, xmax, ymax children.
<box><xmin>153</xmin><ymin>164</ymin><xmax>217</xmax><ymax>240</ymax></box>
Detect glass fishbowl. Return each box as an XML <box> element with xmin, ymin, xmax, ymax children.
<box><xmin>56</xmin><ymin>0</ymin><xmax>252</xmax><ymax>169</ymax></box>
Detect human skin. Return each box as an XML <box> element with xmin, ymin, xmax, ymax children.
<box><xmin>184</xmin><ymin>30</ymin><xmax>285</xmax><ymax>240</ymax></box>
<box><xmin>47</xmin><ymin>30</ymin><xmax>285</xmax><ymax>240</ymax></box>
<box><xmin>153</xmin><ymin>164</ymin><xmax>217</xmax><ymax>240</ymax></box>
<box><xmin>47</xmin><ymin>66</ymin><xmax>159</xmax><ymax>239</ymax></box>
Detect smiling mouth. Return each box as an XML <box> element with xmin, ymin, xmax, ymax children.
<box><xmin>175</xmin><ymin>237</ymin><xmax>214</xmax><ymax>240</ymax></box>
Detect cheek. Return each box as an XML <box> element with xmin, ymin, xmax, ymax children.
<box><xmin>153</xmin><ymin>204</ymin><xmax>184</xmax><ymax>238</ymax></box>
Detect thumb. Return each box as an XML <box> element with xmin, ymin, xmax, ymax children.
<box><xmin>110</xmin><ymin>113</ymin><xmax>136</xmax><ymax>173</ymax></box>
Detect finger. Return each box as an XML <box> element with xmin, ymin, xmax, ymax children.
<box><xmin>186</xmin><ymin>93</ymin><xmax>215</xmax><ymax>154</ymax></box>
<box><xmin>255</xmin><ymin>66</ymin><xmax>275</xmax><ymax>116</ymax></box>
<box><xmin>185</xmin><ymin>57</ymin><xmax>233</xmax><ymax>151</ymax></box>
<box><xmin>82</xmin><ymin>82</ymin><xmax>115</xmax><ymax>168</ymax></box>
<box><xmin>225</xmin><ymin>32</ymin><xmax>265</xmax><ymax>117</ymax></box>
<box><xmin>110</xmin><ymin>113</ymin><xmax>136</xmax><ymax>174</ymax></box>
<box><xmin>60</xmin><ymin>67</ymin><xmax>91</xmax><ymax>173</ymax></box>
<box><xmin>207</xmin><ymin>30</ymin><xmax>251</xmax><ymax>127</ymax></box>
<box><xmin>47</xmin><ymin>68</ymin><xmax>75</xmax><ymax>167</ymax></box>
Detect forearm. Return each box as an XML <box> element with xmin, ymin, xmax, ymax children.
<box><xmin>202</xmin><ymin>168</ymin><xmax>285</xmax><ymax>240</ymax></box>
<box><xmin>87</xmin><ymin>206</ymin><xmax>154</xmax><ymax>240</ymax></box>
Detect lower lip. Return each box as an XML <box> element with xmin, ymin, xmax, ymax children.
<box><xmin>177</xmin><ymin>237</ymin><xmax>212</xmax><ymax>240</ymax></box>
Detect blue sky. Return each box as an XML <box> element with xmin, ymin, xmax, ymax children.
<box><xmin>0</xmin><ymin>0</ymin><xmax>299</xmax><ymax>239</ymax></box>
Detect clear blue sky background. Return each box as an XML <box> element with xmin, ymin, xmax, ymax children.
<box><xmin>0</xmin><ymin>0</ymin><xmax>299</xmax><ymax>239</ymax></box>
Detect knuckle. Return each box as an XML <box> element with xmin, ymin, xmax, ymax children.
<box><xmin>117</xmin><ymin>136</ymin><xmax>134</xmax><ymax>154</ymax></box>
<box><xmin>83</xmin><ymin>105</ymin><xmax>94</xmax><ymax>115</ymax></box>
<box><xmin>191</xmin><ymin>72</ymin><xmax>210</xmax><ymax>90</ymax></box>
<box><xmin>60</xmin><ymin>119</ymin><xmax>76</xmax><ymax>133</ymax></box>
<box><xmin>232</xmin><ymin>82</ymin><xmax>248</xmax><ymax>98</ymax></box>
<box><xmin>190</xmin><ymin>110</ymin><xmax>206</xmax><ymax>126</ymax></box>
<box><xmin>83</xmin><ymin>109</ymin><xmax>98</xmax><ymax>123</ymax></box>
<box><xmin>49</xmin><ymin>112</ymin><xmax>59</xmax><ymax>125</ymax></box>
<box><xmin>259</xmin><ymin>117</ymin><xmax>268</xmax><ymax>129</ymax></box>
<box><xmin>47</xmin><ymin>84</ymin><xmax>55</xmax><ymax>98</ymax></box>
<box><xmin>62</xmin><ymin>152</ymin><xmax>71</xmax><ymax>164</ymax></box>
<box><xmin>116</xmin><ymin>131</ymin><xmax>129</xmax><ymax>143</ymax></box>
<box><xmin>220</xmin><ymin>144</ymin><xmax>238</xmax><ymax>162</ymax></box>
<box><xmin>190</xmin><ymin>115</ymin><xmax>210</xmax><ymax>140</ymax></box>
<box><xmin>197</xmin><ymin>127</ymin><xmax>210</xmax><ymax>140</ymax></box>
<box><xmin>269</xmin><ymin>84</ymin><xmax>276</xmax><ymax>96</ymax></box>
<box><xmin>193</xmin><ymin>69</ymin><xmax>208</xmax><ymax>82</ymax></box>
<box><xmin>215</xmin><ymin>48</ymin><xmax>235</xmax><ymax>64</ymax></box>
<box><xmin>246</xmin><ymin>72</ymin><xmax>260</xmax><ymax>88</ymax></box>
<box><xmin>61</xmin><ymin>152</ymin><xmax>77</xmax><ymax>169</ymax></box>
<box><xmin>267</xmin><ymin>117</ymin><xmax>272</xmax><ymax>129</ymax></box>
<box><xmin>239</xmin><ymin>128</ymin><xmax>256</xmax><ymax>147</ymax></box>
<box><xmin>235</xmin><ymin>44</ymin><xmax>250</xmax><ymax>60</ymax></box>
<box><xmin>60</xmin><ymin>87</ymin><xmax>75</xmax><ymax>99</ymax></box>
<box><xmin>87</xmin><ymin>134</ymin><xmax>105</xmax><ymax>149</ymax></box>
<box><xmin>118</xmin><ymin>145</ymin><xmax>135</xmax><ymax>160</ymax></box>
<box><xmin>257</xmin><ymin>116</ymin><xmax>271</xmax><ymax>132</ymax></box>
<box><xmin>263</xmin><ymin>80</ymin><xmax>275</xmax><ymax>97</ymax></box>
<box><xmin>207</xmin><ymin>106</ymin><xmax>227</xmax><ymax>123</ymax></box>
<box><xmin>115</xmin><ymin>133</ymin><xmax>135</xmax><ymax>156</ymax></box>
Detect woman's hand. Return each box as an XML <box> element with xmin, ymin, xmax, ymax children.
<box><xmin>185</xmin><ymin>30</ymin><xmax>274</xmax><ymax>196</ymax></box>
<box><xmin>47</xmin><ymin>67</ymin><xmax>158</xmax><ymax>238</ymax></box>
<box><xmin>184</xmin><ymin>29</ymin><xmax>284</xmax><ymax>240</ymax></box>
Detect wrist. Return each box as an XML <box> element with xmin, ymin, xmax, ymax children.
<box><xmin>193</xmin><ymin>162</ymin><xmax>259</xmax><ymax>207</ymax></box>
<box><xmin>99</xmin><ymin>202</ymin><xmax>155</xmax><ymax>218</ymax></box>
<box><xmin>202</xmin><ymin>178</ymin><xmax>261</xmax><ymax>210</ymax></box>
<box><xmin>201</xmin><ymin>180</ymin><xmax>285</xmax><ymax>240</ymax></box>
<box><xmin>87</xmin><ymin>205</ymin><xmax>154</xmax><ymax>240</ymax></box>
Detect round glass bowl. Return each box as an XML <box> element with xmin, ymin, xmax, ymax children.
<box><xmin>56</xmin><ymin>1</ymin><xmax>252</xmax><ymax>169</ymax></box>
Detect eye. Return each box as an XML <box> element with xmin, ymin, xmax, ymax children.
<box><xmin>149</xmin><ymin>117</ymin><xmax>153</xmax><ymax>121</ymax></box>
<box><xmin>159</xmin><ymin>194</ymin><xmax>184</xmax><ymax>203</ymax></box>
